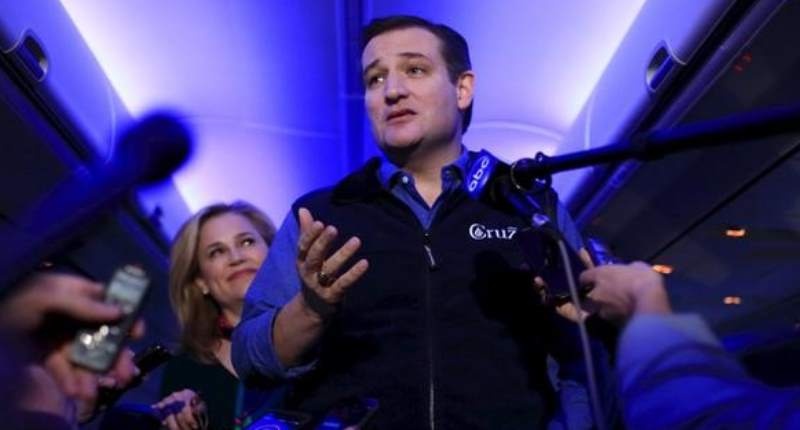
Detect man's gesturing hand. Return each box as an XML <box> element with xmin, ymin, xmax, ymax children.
<box><xmin>295</xmin><ymin>207</ymin><xmax>369</xmax><ymax>319</ymax></box>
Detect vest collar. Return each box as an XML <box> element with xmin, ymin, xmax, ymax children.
<box><xmin>331</xmin><ymin>157</ymin><xmax>385</xmax><ymax>203</ymax></box>
<box><xmin>331</xmin><ymin>151</ymin><xmax>484</xmax><ymax>204</ymax></box>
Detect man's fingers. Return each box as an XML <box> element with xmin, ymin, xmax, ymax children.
<box><xmin>156</xmin><ymin>389</ymin><xmax>200</xmax><ymax>430</ymax></box>
<box><xmin>297</xmin><ymin>207</ymin><xmax>313</xmax><ymax>231</ymax></box>
<box><xmin>53</xmin><ymin>297</ymin><xmax>121</xmax><ymax>325</ymax></box>
<box><xmin>45</xmin><ymin>345</ymin><xmax>97</xmax><ymax>404</ymax></box>
<box><xmin>178</xmin><ymin>401</ymin><xmax>200</xmax><ymax>429</ymax></box>
<box><xmin>26</xmin><ymin>272</ymin><xmax>102</xmax><ymax>297</ymax></box>
<box><xmin>173</xmin><ymin>395</ymin><xmax>196</xmax><ymax>430</ymax></box>
<box><xmin>580</xmin><ymin>294</ymin><xmax>601</xmax><ymax>313</ymax></box>
<box><xmin>158</xmin><ymin>392</ymin><xmax>193</xmax><ymax>430</ymax></box>
<box><xmin>130</xmin><ymin>319</ymin><xmax>146</xmax><ymax>339</ymax></box>
<box><xmin>2</xmin><ymin>273</ymin><xmax>115</xmax><ymax>332</ymax></box>
<box><xmin>108</xmin><ymin>348</ymin><xmax>138</xmax><ymax>388</ymax></box>
<box><xmin>297</xmin><ymin>221</ymin><xmax>325</xmax><ymax>260</ymax></box>
<box><xmin>46</xmin><ymin>275</ymin><xmax>121</xmax><ymax>323</ymax></box>
<box><xmin>154</xmin><ymin>392</ymin><xmax>178</xmax><ymax>409</ymax></box>
<box><xmin>329</xmin><ymin>259</ymin><xmax>369</xmax><ymax>292</ymax></box>
<box><xmin>75</xmin><ymin>370</ymin><xmax>99</xmax><ymax>410</ymax></box>
<box><xmin>45</xmin><ymin>353</ymin><xmax>78</xmax><ymax>396</ymax></box>
<box><xmin>578</xmin><ymin>266</ymin><xmax>597</xmax><ymax>286</ymax></box>
<box><xmin>555</xmin><ymin>302</ymin><xmax>589</xmax><ymax>323</ymax></box>
<box><xmin>320</xmin><ymin>236</ymin><xmax>362</xmax><ymax>278</ymax></box>
<box><xmin>297</xmin><ymin>210</ymin><xmax>325</xmax><ymax>261</ymax></box>
<box><xmin>303</xmin><ymin>225</ymin><xmax>338</xmax><ymax>271</ymax></box>
<box><xmin>41</xmin><ymin>274</ymin><xmax>105</xmax><ymax>299</ymax></box>
<box><xmin>629</xmin><ymin>261</ymin><xmax>652</xmax><ymax>270</ymax></box>
<box><xmin>578</xmin><ymin>248</ymin><xmax>595</xmax><ymax>269</ymax></box>
<box><xmin>164</xmin><ymin>413</ymin><xmax>181</xmax><ymax>430</ymax></box>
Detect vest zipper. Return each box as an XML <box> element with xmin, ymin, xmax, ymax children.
<box><xmin>423</xmin><ymin>232</ymin><xmax>438</xmax><ymax>270</ymax></box>
<box><xmin>423</xmin><ymin>230</ymin><xmax>436</xmax><ymax>430</ymax></box>
<box><xmin>427</xmin><ymin>288</ymin><xmax>435</xmax><ymax>430</ymax></box>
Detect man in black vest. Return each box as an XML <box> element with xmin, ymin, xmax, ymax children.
<box><xmin>233</xmin><ymin>15</ymin><xmax>605</xmax><ymax>429</ymax></box>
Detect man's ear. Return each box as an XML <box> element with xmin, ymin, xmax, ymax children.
<box><xmin>456</xmin><ymin>71</ymin><xmax>475</xmax><ymax>110</ymax></box>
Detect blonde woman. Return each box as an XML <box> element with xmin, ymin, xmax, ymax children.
<box><xmin>156</xmin><ymin>201</ymin><xmax>277</xmax><ymax>430</ymax></box>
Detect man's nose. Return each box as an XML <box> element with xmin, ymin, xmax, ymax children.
<box><xmin>383</xmin><ymin>75</ymin><xmax>408</xmax><ymax>102</ymax></box>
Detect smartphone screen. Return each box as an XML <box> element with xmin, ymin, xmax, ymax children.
<box><xmin>315</xmin><ymin>397</ymin><xmax>379</xmax><ymax>430</ymax></box>
<box><xmin>241</xmin><ymin>410</ymin><xmax>311</xmax><ymax>430</ymax></box>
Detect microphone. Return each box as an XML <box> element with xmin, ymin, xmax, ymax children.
<box><xmin>508</xmin><ymin>103</ymin><xmax>800</xmax><ymax>190</ymax></box>
<box><xmin>464</xmin><ymin>150</ymin><xmax>589</xmax><ymax>305</ymax></box>
<box><xmin>106</xmin><ymin>112</ymin><xmax>195</xmax><ymax>184</ymax></box>
<box><xmin>0</xmin><ymin>112</ymin><xmax>193</xmax><ymax>290</ymax></box>
<box><xmin>464</xmin><ymin>149</ymin><xmax>548</xmax><ymax>214</ymax></box>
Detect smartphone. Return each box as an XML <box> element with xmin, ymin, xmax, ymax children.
<box><xmin>95</xmin><ymin>343</ymin><xmax>173</xmax><ymax>413</ymax></box>
<box><xmin>241</xmin><ymin>409</ymin><xmax>312</xmax><ymax>430</ymax></box>
<box><xmin>132</xmin><ymin>343</ymin><xmax>173</xmax><ymax>375</ymax></box>
<box><xmin>71</xmin><ymin>264</ymin><xmax>150</xmax><ymax>372</ymax></box>
<box><xmin>314</xmin><ymin>397</ymin><xmax>379</xmax><ymax>430</ymax></box>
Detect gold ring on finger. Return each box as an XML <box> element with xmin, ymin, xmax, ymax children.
<box><xmin>317</xmin><ymin>270</ymin><xmax>335</xmax><ymax>287</ymax></box>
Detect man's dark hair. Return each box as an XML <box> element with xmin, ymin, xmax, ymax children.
<box><xmin>362</xmin><ymin>15</ymin><xmax>473</xmax><ymax>133</ymax></box>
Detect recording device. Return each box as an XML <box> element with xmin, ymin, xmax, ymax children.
<box><xmin>131</xmin><ymin>343</ymin><xmax>174</xmax><ymax>377</ymax></box>
<box><xmin>94</xmin><ymin>343</ymin><xmax>173</xmax><ymax>414</ymax></box>
<box><xmin>466</xmin><ymin>150</ymin><xmax>593</xmax><ymax>305</ymax></box>
<box><xmin>71</xmin><ymin>264</ymin><xmax>150</xmax><ymax>372</ymax></box>
<box><xmin>239</xmin><ymin>397</ymin><xmax>378</xmax><ymax>430</ymax></box>
<box><xmin>241</xmin><ymin>410</ymin><xmax>312</xmax><ymax>430</ymax></box>
<box><xmin>99</xmin><ymin>402</ymin><xmax>188</xmax><ymax>430</ymax></box>
<box><xmin>314</xmin><ymin>397</ymin><xmax>379</xmax><ymax>430</ymax></box>
<box><xmin>516</xmin><ymin>224</ymin><xmax>590</xmax><ymax>306</ymax></box>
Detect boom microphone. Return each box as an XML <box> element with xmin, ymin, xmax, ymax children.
<box><xmin>509</xmin><ymin>103</ymin><xmax>800</xmax><ymax>190</ymax></box>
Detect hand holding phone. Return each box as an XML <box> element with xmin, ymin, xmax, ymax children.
<box><xmin>70</xmin><ymin>265</ymin><xmax>150</xmax><ymax>372</ymax></box>
<box><xmin>93</xmin><ymin>343</ymin><xmax>173</xmax><ymax>416</ymax></box>
<box><xmin>315</xmin><ymin>397</ymin><xmax>379</xmax><ymax>430</ymax></box>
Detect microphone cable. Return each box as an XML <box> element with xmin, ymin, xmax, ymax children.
<box><xmin>557</xmin><ymin>237</ymin><xmax>606</xmax><ymax>430</ymax></box>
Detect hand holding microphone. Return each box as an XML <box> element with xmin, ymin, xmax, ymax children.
<box><xmin>578</xmin><ymin>262</ymin><xmax>672</xmax><ymax>323</ymax></box>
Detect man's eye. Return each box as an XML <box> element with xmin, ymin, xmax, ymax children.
<box><xmin>366</xmin><ymin>74</ymin><xmax>384</xmax><ymax>87</ymax></box>
<box><xmin>408</xmin><ymin>66</ymin><xmax>425</xmax><ymax>76</ymax></box>
<box><xmin>242</xmin><ymin>237</ymin><xmax>255</xmax><ymax>246</ymax></box>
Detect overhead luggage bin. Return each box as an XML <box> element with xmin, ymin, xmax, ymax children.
<box><xmin>0</xmin><ymin>0</ymin><xmax>129</xmax><ymax>163</ymax></box>
<box><xmin>558</xmin><ymin>0</ymin><xmax>781</xmax><ymax>209</ymax></box>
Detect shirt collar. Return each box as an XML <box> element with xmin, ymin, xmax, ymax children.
<box><xmin>377</xmin><ymin>146</ymin><xmax>470</xmax><ymax>190</ymax></box>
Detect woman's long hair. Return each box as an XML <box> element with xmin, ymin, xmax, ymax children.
<box><xmin>169</xmin><ymin>201</ymin><xmax>275</xmax><ymax>363</ymax></box>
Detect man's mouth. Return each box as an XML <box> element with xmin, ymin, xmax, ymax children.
<box><xmin>386</xmin><ymin>109</ymin><xmax>415</xmax><ymax>122</ymax></box>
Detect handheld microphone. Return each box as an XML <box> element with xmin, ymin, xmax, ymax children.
<box><xmin>465</xmin><ymin>150</ymin><xmax>606</xmax><ymax>430</ymax></box>
<box><xmin>464</xmin><ymin>150</ymin><xmax>589</xmax><ymax>304</ymax></box>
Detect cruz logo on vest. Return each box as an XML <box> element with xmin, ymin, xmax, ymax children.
<box><xmin>469</xmin><ymin>223</ymin><xmax>518</xmax><ymax>240</ymax></box>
